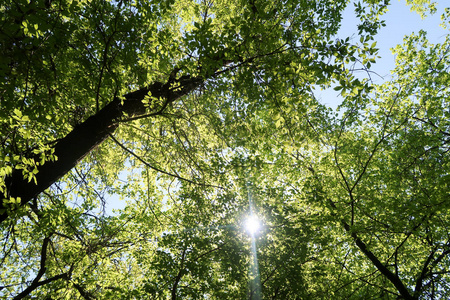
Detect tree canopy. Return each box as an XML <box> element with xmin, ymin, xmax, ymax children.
<box><xmin>1</xmin><ymin>0</ymin><xmax>449</xmax><ymax>299</ymax></box>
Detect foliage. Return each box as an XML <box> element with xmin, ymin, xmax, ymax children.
<box><xmin>0</xmin><ymin>0</ymin><xmax>449</xmax><ymax>299</ymax></box>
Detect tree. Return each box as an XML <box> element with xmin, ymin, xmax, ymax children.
<box><xmin>0</xmin><ymin>0</ymin><xmax>359</xmax><ymax>221</ymax></box>
<box><xmin>1</xmin><ymin>0</ymin><xmax>449</xmax><ymax>299</ymax></box>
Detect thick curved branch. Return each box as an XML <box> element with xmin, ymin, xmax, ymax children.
<box><xmin>1</xmin><ymin>75</ymin><xmax>203</xmax><ymax>224</ymax></box>
<box><xmin>328</xmin><ymin>199</ymin><xmax>414</xmax><ymax>300</ymax></box>
<box><xmin>13</xmin><ymin>272</ymin><xmax>70</xmax><ymax>300</ymax></box>
<box><xmin>12</xmin><ymin>235</ymin><xmax>71</xmax><ymax>299</ymax></box>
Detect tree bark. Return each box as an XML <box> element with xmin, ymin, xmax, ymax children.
<box><xmin>1</xmin><ymin>75</ymin><xmax>202</xmax><ymax>224</ymax></box>
<box><xmin>327</xmin><ymin>199</ymin><xmax>415</xmax><ymax>300</ymax></box>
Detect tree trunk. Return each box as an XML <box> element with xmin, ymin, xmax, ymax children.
<box><xmin>1</xmin><ymin>75</ymin><xmax>202</xmax><ymax>224</ymax></box>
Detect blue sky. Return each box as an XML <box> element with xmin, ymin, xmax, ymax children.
<box><xmin>371</xmin><ymin>0</ymin><xmax>447</xmax><ymax>78</ymax></box>
<box><xmin>319</xmin><ymin>0</ymin><xmax>448</xmax><ymax>108</ymax></box>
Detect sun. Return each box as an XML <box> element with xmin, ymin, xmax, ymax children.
<box><xmin>244</xmin><ymin>215</ymin><xmax>261</xmax><ymax>236</ymax></box>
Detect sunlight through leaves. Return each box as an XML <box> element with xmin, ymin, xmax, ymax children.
<box><xmin>244</xmin><ymin>214</ymin><xmax>261</xmax><ymax>236</ymax></box>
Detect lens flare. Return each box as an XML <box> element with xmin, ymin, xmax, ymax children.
<box><xmin>245</xmin><ymin>215</ymin><xmax>261</xmax><ymax>235</ymax></box>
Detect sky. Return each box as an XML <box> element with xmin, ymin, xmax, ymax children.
<box><xmin>104</xmin><ymin>0</ymin><xmax>449</xmax><ymax>215</ymax></box>
<box><xmin>369</xmin><ymin>0</ymin><xmax>447</xmax><ymax>78</ymax></box>
<box><xmin>318</xmin><ymin>0</ymin><xmax>448</xmax><ymax>108</ymax></box>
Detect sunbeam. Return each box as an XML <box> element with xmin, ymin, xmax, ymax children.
<box><xmin>245</xmin><ymin>180</ymin><xmax>262</xmax><ymax>299</ymax></box>
<box><xmin>245</xmin><ymin>215</ymin><xmax>261</xmax><ymax>236</ymax></box>
<box><xmin>249</xmin><ymin>234</ymin><xmax>262</xmax><ymax>300</ymax></box>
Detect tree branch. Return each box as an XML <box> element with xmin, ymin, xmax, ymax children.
<box><xmin>325</xmin><ymin>198</ymin><xmax>414</xmax><ymax>299</ymax></box>
<box><xmin>1</xmin><ymin>74</ymin><xmax>203</xmax><ymax>224</ymax></box>
<box><xmin>108</xmin><ymin>133</ymin><xmax>217</xmax><ymax>188</ymax></box>
<box><xmin>72</xmin><ymin>282</ymin><xmax>95</xmax><ymax>300</ymax></box>
<box><xmin>171</xmin><ymin>248</ymin><xmax>187</xmax><ymax>300</ymax></box>
<box><xmin>12</xmin><ymin>235</ymin><xmax>71</xmax><ymax>299</ymax></box>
